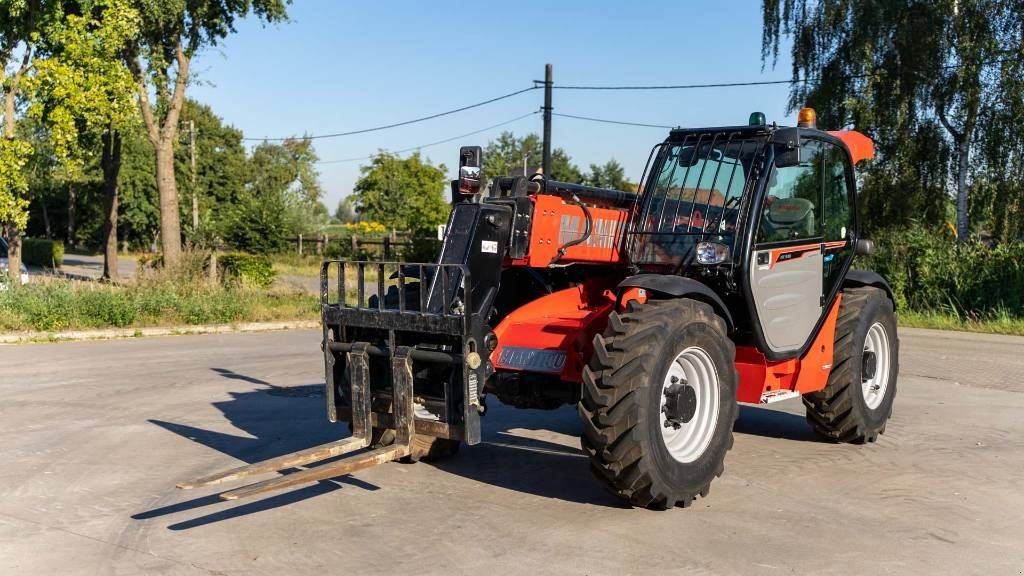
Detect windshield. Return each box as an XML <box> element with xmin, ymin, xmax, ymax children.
<box><xmin>629</xmin><ymin>132</ymin><xmax>767</xmax><ymax>267</ymax></box>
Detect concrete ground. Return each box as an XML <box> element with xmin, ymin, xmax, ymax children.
<box><xmin>57</xmin><ymin>253</ymin><xmax>138</xmax><ymax>281</ymax></box>
<box><xmin>1</xmin><ymin>327</ymin><xmax>1021</xmax><ymax>575</ymax></box>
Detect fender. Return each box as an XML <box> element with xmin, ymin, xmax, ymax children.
<box><xmin>617</xmin><ymin>274</ymin><xmax>734</xmax><ymax>333</ymax></box>
<box><xmin>843</xmin><ymin>269</ymin><xmax>895</xmax><ymax>309</ymax></box>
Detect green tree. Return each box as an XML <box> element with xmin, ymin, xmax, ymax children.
<box><xmin>224</xmin><ymin>137</ymin><xmax>323</xmax><ymax>253</ymax></box>
<box><xmin>1</xmin><ymin>0</ymin><xmax>62</xmax><ymax>284</ymax></box>
<box><xmin>352</xmin><ymin>152</ymin><xmax>450</xmax><ymax>233</ymax></box>
<box><xmin>584</xmin><ymin>159</ymin><xmax>633</xmax><ymax>191</ymax></box>
<box><xmin>480</xmin><ymin>131</ymin><xmax>583</xmax><ymax>183</ymax></box>
<box><xmin>126</xmin><ymin>0</ymin><xmax>289</xmax><ymax>265</ymax></box>
<box><xmin>334</xmin><ymin>195</ymin><xmax>356</xmax><ymax>223</ymax></box>
<box><xmin>30</xmin><ymin>0</ymin><xmax>140</xmax><ymax>279</ymax></box>
<box><xmin>762</xmin><ymin>0</ymin><xmax>1024</xmax><ymax>241</ymax></box>
<box><xmin>175</xmin><ymin>99</ymin><xmax>247</xmax><ymax>245</ymax></box>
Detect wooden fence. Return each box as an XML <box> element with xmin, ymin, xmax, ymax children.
<box><xmin>286</xmin><ymin>230</ymin><xmax>413</xmax><ymax>259</ymax></box>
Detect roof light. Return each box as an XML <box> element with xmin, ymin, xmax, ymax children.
<box><xmin>797</xmin><ymin>107</ymin><xmax>817</xmax><ymax>129</ymax></box>
<box><xmin>749</xmin><ymin>112</ymin><xmax>766</xmax><ymax>126</ymax></box>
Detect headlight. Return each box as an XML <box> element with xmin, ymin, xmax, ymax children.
<box><xmin>696</xmin><ymin>241</ymin><xmax>730</xmax><ymax>265</ymax></box>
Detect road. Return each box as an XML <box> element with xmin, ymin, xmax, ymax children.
<box><xmin>1</xmin><ymin>328</ymin><xmax>1022</xmax><ymax>575</ymax></box>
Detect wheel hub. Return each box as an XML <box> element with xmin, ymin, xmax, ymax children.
<box><xmin>662</xmin><ymin>379</ymin><xmax>697</xmax><ymax>428</ymax></box>
<box><xmin>659</xmin><ymin>346</ymin><xmax>721</xmax><ymax>463</ymax></box>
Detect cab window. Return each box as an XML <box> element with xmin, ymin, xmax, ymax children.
<box><xmin>757</xmin><ymin>140</ymin><xmax>824</xmax><ymax>244</ymax></box>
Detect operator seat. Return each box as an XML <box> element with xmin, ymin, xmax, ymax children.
<box><xmin>766</xmin><ymin>197</ymin><xmax>815</xmax><ymax>240</ymax></box>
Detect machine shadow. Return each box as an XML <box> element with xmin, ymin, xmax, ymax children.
<box><xmin>138</xmin><ymin>369</ymin><xmax>623</xmax><ymax>528</ymax></box>
<box><xmin>136</xmin><ymin>367</ymin><xmax>376</xmax><ymax>527</ymax></box>
<box><xmin>734</xmin><ymin>404</ymin><xmax>824</xmax><ymax>443</ymax></box>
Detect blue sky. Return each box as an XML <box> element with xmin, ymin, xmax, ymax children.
<box><xmin>190</xmin><ymin>1</ymin><xmax>795</xmax><ymax>209</ymax></box>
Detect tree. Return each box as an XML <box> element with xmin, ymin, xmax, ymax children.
<box><xmin>30</xmin><ymin>0</ymin><xmax>140</xmax><ymax>279</ymax></box>
<box><xmin>224</xmin><ymin>137</ymin><xmax>323</xmax><ymax>253</ymax></box>
<box><xmin>1</xmin><ymin>0</ymin><xmax>60</xmax><ymax>284</ymax></box>
<box><xmin>481</xmin><ymin>131</ymin><xmax>583</xmax><ymax>183</ymax></box>
<box><xmin>584</xmin><ymin>159</ymin><xmax>633</xmax><ymax>191</ymax></box>
<box><xmin>352</xmin><ymin>152</ymin><xmax>450</xmax><ymax>233</ymax></box>
<box><xmin>175</xmin><ymin>99</ymin><xmax>246</xmax><ymax>245</ymax></box>
<box><xmin>762</xmin><ymin>0</ymin><xmax>1024</xmax><ymax>241</ymax></box>
<box><xmin>334</xmin><ymin>195</ymin><xmax>356</xmax><ymax>223</ymax></box>
<box><xmin>126</xmin><ymin>0</ymin><xmax>288</xmax><ymax>266</ymax></box>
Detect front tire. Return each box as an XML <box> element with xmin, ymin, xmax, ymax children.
<box><xmin>803</xmin><ymin>286</ymin><xmax>898</xmax><ymax>443</ymax></box>
<box><xmin>579</xmin><ymin>299</ymin><xmax>737</xmax><ymax>509</ymax></box>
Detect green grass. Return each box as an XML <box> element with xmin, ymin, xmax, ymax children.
<box><xmin>0</xmin><ymin>278</ymin><xmax>318</xmax><ymax>333</ymax></box>
<box><xmin>898</xmin><ymin>309</ymin><xmax>1024</xmax><ymax>336</ymax></box>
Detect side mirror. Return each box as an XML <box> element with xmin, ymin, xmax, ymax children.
<box><xmin>458</xmin><ymin>146</ymin><xmax>483</xmax><ymax>195</ymax></box>
<box><xmin>855</xmin><ymin>238</ymin><xmax>874</xmax><ymax>256</ymax></box>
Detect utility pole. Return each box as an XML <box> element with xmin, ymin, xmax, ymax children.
<box><xmin>542</xmin><ymin>63</ymin><xmax>553</xmax><ymax>177</ymax></box>
<box><xmin>189</xmin><ymin>120</ymin><xmax>198</xmax><ymax>233</ymax></box>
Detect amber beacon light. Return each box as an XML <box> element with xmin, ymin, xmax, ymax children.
<box><xmin>797</xmin><ymin>107</ymin><xmax>817</xmax><ymax>128</ymax></box>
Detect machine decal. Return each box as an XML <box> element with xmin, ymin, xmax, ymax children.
<box><xmin>496</xmin><ymin>347</ymin><xmax>567</xmax><ymax>373</ymax></box>
<box><xmin>481</xmin><ymin>240</ymin><xmax>498</xmax><ymax>253</ymax></box>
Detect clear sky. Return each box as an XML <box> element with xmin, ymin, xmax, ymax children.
<box><xmin>189</xmin><ymin>1</ymin><xmax>795</xmax><ymax>210</ymax></box>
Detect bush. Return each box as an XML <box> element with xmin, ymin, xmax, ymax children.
<box><xmin>21</xmin><ymin>238</ymin><xmax>64</xmax><ymax>268</ymax></box>
<box><xmin>861</xmin><ymin>225</ymin><xmax>1024</xmax><ymax>317</ymax></box>
<box><xmin>0</xmin><ymin>277</ymin><xmax>318</xmax><ymax>332</ymax></box>
<box><xmin>219</xmin><ymin>252</ymin><xmax>276</xmax><ymax>288</ymax></box>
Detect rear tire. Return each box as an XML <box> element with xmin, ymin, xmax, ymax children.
<box><xmin>803</xmin><ymin>286</ymin><xmax>898</xmax><ymax>443</ymax></box>
<box><xmin>579</xmin><ymin>298</ymin><xmax>737</xmax><ymax>509</ymax></box>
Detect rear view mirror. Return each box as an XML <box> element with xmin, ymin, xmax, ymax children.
<box><xmin>458</xmin><ymin>146</ymin><xmax>483</xmax><ymax>195</ymax></box>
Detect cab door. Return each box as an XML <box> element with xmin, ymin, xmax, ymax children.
<box><xmin>749</xmin><ymin>138</ymin><xmax>826</xmax><ymax>355</ymax></box>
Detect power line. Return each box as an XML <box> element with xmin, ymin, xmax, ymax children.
<box><xmin>549</xmin><ymin>58</ymin><xmax>1022</xmax><ymax>91</ymax></box>
<box><xmin>244</xmin><ymin>86</ymin><xmax>538</xmax><ymax>142</ymax></box>
<box><xmin>552</xmin><ymin>112</ymin><xmax>674</xmax><ymax>129</ymax></box>
<box><xmin>317</xmin><ymin>110</ymin><xmax>540</xmax><ymax>164</ymax></box>
<box><xmin>551</xmin><ymin>78</ymin><xmax>802</xmax><ymax>91</ymax></box>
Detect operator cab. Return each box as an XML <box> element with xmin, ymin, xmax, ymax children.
<box><xmin>627</xmin><ymin>108</ymin><xmax>869</xmax><ymax>359</ymax></box>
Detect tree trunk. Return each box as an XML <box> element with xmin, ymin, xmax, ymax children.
<box><xmin>955</xmin><ymin>133</ymin><xmax>971</xmax><ymax>242</ymax></box>
<box><xmin>41</xmin><ymin>201</ymin><xmax>51</xmax><ymax>239</ymax></box>
<box><xmin>130</xmin><ymin>43</ymin><xmax>191</xmax><ymax>268</ymax></box>
<box><xmin>67</xmin><ymin>183</ymin><xmax>77</xmax><ymax>247</ymax></box>
<box><xmin>101</xmin><ymin>130</ymin><xmax>123</xmax><ymax>281</ymax></box>
<box><xmin>5</xmin><ymin>227</ymin><xmax>22</xmax><ymax>286</ymax></box>
<box><xmin>155</xmin><ymin>139</ymin><xmax>182</xmax><ymax>266</ymax></box>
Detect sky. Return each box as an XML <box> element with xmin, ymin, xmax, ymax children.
<box><xmin>189</xmin><ymin>1</ymin><xmax>796</xmax><ymax>210</ymax></box>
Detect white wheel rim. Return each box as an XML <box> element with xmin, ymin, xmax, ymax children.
<box><xmin>862</xmin><ymin>322</ymin><xmax>891</xmax><ymax>409</ymax></box>
<box><xmin>659</xmin><ymin>346</ymin><xmax>721</xmax><ymax>463</ymax></box>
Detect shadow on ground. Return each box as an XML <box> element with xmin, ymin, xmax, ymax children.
<box><xmin>136</xmin><ymin>368</ymin><xmax>628</xmax><ymax>528</ymax></box>
<box><xmin>735</xmin><ymin>404</ymin><xmax>823</xmax><ymax>443</ymax></box>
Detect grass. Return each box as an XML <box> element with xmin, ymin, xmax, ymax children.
<box><xmin>0</xmin><ymin>277</ymin><xmax>318</xmax><ymax>333</ymax></box>
<box><xmin>897</xmin><ymin>309</ymin><xmax>1024</xmax><ymax>336</ymax></box>
<box><xmin>269</xmin><ymin>253</ymin><xmax>324</xmax><ymax>278</ymax></box>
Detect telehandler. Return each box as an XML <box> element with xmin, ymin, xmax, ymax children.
<box><xmin>180</xmin><ymin>107</ymin><xmax>898</xmax><ymax>509</ymax></box>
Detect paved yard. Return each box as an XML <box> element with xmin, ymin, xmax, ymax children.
<box><xmin>1</xmin><ymin>327</ymin><xmax>1021</xmax><ymax>575</ymax></box>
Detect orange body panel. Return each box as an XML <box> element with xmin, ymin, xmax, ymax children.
<box><xmin>827</xmin><ymin>130</ymin><xmax>875</xmax><ymax>164</ymax></box>
<box><xmin>510</xmin><ymin>194</ymin><xmax>630</xmax><ymax>267</ymax></box>
<box><xmin>490</xmin><ymin>278</ymin><xmax>618</xmax><ymax>383</ymax></box>
<box><xmin>734</xmin><ymin>294</ymin><xmax>842</xmax><ymax>403</ymax></box>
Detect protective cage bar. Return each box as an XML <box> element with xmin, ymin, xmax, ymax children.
<box><xmin>626</xmin><ymin>131</ymin><xmax>767</xmax><ymax>265</ymax></box>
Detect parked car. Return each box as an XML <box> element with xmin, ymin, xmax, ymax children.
<box><xmin>0</xmin><ymin>237</ymin><xmax>31</xmax><ymax>286</ymax></box>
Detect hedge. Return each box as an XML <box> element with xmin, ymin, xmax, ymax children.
<box><xmin>861</xmin><ymin>226</ymin><xmax>1024</xmax><ymax>317</ymax></box>
<box><xmin>219</xmin><ymin>252</ymin><xmax>276</xmax><ymax>288</ymax></box>
<box><xmin>21</xmin><ymin>238</ymin><xmax>64</xmax><ymax>268</ymax></box>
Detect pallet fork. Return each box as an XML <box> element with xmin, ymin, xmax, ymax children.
<box><xmin>178</xmin><ymin>344</ymin><xmax>419</xmax><ymax>500</ymax></box>
<box><xmin>179</xmin><ymin>259</ymin><xmax>485</xmax><ymax>500</ymax></box>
